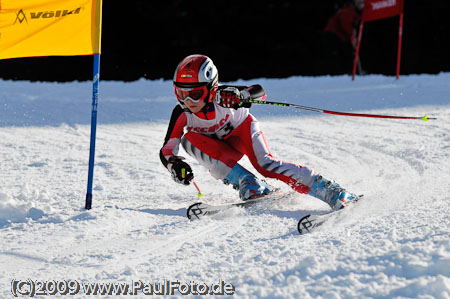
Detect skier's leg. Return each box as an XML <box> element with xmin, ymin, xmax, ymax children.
<box><xmin>308</xmin><ymin>174</ymin><xmax>358</xmax><ymax>211</ymax></box>
<box><xmin>181</xmin><ymin>131</ymin><xmax>242</xmax><ymax>180</ymax></box>
<box><xmin>226</xmin><ymin>116</ymin><xmax>357</xmax><ymax>210</ymax></box>
<box><xmin>226</xmin><ymin>116</ymin><xmax>315</xmax><ymax>193</ymax></box>
<box><xmin>223</xmin><ymin>163</ymin><xmax>271</xmax><ymax>200</ymax></box>
<box><xmin>181</xmin><ymin>132</ymin><xmax>270</xmax><ymax>200</ymax></box>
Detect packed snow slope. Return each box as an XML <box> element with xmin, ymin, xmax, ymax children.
<box><xmin>1</xmin><ymin>74</ymin><xmax>449</xmax><ymax>298</ymax></box>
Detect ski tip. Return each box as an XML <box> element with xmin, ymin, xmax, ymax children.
<box><xmin>186</xmin><ymin>202</ymin><xmax>205</xmax><ymax>220</ymax></box>
<box><xmin>297</xmin><ymin>214</ymin><xmax>312</xmax><ymax>235</ymax></box>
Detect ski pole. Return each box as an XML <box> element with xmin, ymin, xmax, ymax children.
<box><xmin>192</xmin><ymin>180</ymin><xmax>204</xmax><ymax>198</ymax></box>
<box><xmin>247</xmin><ymin>99</ymin><xmax>436</xmax><ymax>121</ymax></box>
<box><xmin>181</xmin><ymin>167</ymin><xmax>204</xmax><ymax>198</ymax></box>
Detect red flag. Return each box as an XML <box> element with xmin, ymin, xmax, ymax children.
<box><xmin>362</xmin><ymin>0</ymin><xmax>404</xmax><ymax>22</ymax></box>
<box><xmin>352</xmin><ymin>0</ymin><xmax>404</xmax><ymax>80</ymax></box>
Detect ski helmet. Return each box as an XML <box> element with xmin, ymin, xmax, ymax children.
<box><xmin>173</xmin><ymin>55</ymin><xmax>218</xmax><ymax>105</ymax></box>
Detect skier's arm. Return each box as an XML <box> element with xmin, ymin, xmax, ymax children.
<box><xmin>159</xmin><ymin>105</ymin><xmax>194</xmax><ymax>185</ymax></box>
<box><xmin>216</xmin><ymin>84</ymin><xmax>266</xmax><ymax>109</ymax></box>
<box><xmin>160</xmin><ymin>105</ymin><xmax>184</xmax><ymax>167</ymax></box>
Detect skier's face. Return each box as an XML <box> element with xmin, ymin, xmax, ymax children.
<box><xmin>184</xmin><ymin>98</ymin><xmax>206</xmax><ymax>113</ymax></box>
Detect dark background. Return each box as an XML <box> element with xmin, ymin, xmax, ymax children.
<box><xmin>0</xmin><ymin>0</ymin><xmax>448</xmax><ymax>82</ymax></box>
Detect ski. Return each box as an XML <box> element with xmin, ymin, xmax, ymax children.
<box><xmin>297</xmin><ymin>195</ymin><xmax>364</xmax><ymax>235</ymax></box>
<box><xmin>187</xmin><ymin>191</ymin><xmax>286</xmax><ymax>220</ymax></box>
<box><xmin>297</xmin><ymin>212</ymin><xmax>337</xmax><ymax>235</ymax></box>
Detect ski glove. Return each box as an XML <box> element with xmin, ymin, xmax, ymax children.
<box><xmin>215</xmin><ymin>87</ymin><xmax>251</xmax><ymax>109</ymax></box>
<box><xmin>167</xmin><ymin>156</ymin><xmax>193</xmax><ymax>185</ymax></box>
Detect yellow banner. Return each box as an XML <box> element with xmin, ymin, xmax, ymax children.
<box><xmin>0</xmin><ymin>0</ymin><xmax>102</xmax><ymax>59</ymax></box>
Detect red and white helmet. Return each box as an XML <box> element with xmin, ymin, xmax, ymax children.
<box><xmin>173</xmin><ymin>54</ymin><xmax>218</xmax><ymax>104</ymax></box>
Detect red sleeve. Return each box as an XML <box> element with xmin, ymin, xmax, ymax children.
<box><xmin>159</xmin><ymin>105</ymin><xmax>187</xmax><ymax>168</ymax></box>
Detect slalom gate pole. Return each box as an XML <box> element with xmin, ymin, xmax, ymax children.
<box><xmin>247</xmin><ymin>99</ymin><xmax>436</xmax><ymax>121</ymax></box>
<box><xmin>85</xmin><ymin>53</ymin><xmax>101</xmax><ymax>210</ymax></box>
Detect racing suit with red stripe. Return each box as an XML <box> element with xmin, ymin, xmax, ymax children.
<box><xmin>159</xmin><ymin>84</ymin><xmax>316</xmax><ymax>194</ymax></box>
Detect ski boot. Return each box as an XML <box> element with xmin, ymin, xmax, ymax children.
<box><xmin>224</xmin><ymin>163</ymin><xmax>271</xmax><ymax>200</ymax></box>
<box><xmin>308</xmin><ymin>174</ymin><xmax>358</xmax><ymax>211</ymax></box>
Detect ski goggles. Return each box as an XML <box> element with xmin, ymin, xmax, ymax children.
<box><xmin>174</xmin><ymin>83</ymin><xmax>209</xmax><ymax>103</ymax></box>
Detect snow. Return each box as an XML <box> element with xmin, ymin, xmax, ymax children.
<box><xmin>1</xmin><ymin>73</ymin><xmax>449</xmax><ymax>298</ymax></box>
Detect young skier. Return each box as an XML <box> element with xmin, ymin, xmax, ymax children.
<box><xmin>160</xmin><ymin>54</ymin><xmax>358</xmax><ymax>211</ymax></box>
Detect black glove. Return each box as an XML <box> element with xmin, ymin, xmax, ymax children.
<box><xmin>167</xmin><ymin>156</ymin><xmax>193</xmax><ymax>185</ymax></box>
<box><xmin>216</xmin><ymin>87</ymin><xmax>251</xmax><ymax>109</ymax></box>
